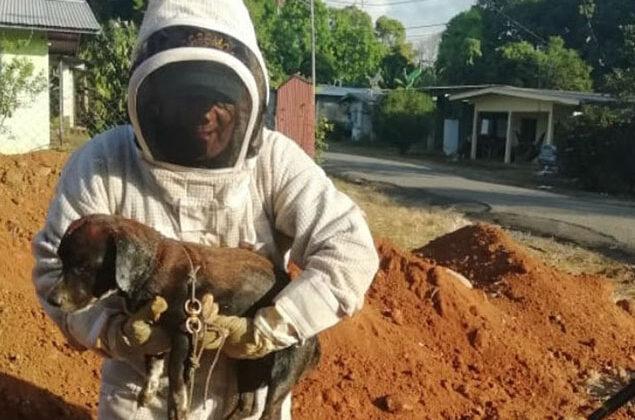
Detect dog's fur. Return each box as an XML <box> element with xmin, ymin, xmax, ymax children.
<box><xmin>46</xmin><ymin>214</ymin><xmax>320</xmax><ymax>420</ymax></box>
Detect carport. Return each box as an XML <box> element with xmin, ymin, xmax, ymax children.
<box><xmin>449</xmin><ymin>86</ymin><xmax>613</xmax><ymax>163</ymax></box>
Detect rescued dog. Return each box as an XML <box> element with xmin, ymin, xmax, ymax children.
<box><xmin>46</xmin><ymin>214</ymin><xmax>320</xmax><ymax>420</ymax></box>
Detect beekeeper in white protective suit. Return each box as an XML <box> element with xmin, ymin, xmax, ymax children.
<box><xmin>32</xmin><ymin>0</ymin><xmax>379</xmax><ymax>419</ymax></box>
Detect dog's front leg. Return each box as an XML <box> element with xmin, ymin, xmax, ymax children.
<box><xmin>168</xmin><ymin>332</ymin><xmax>190</xmax><ymax>420</ymax></box>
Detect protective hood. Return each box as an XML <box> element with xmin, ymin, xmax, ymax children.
<box><xmin>127</xmin><ymin>0</ymin><xmax>269</xmax><ymax>172</ymax></box>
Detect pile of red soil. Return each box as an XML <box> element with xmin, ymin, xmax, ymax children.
<box><xmin>0</xmin><ymin>151</ymin><xmax>101</xmax><ymax>419</ymax></box>
<box><xmin>0</xmin><ymin>150</ymin><xmax>633</xmax><ymax>419</ymax></box>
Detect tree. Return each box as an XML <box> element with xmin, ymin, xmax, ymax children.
<box><xmin>476</xmin><ymin>0</ymin><xmax>635</xmax><ymax>85</ymax></box>
<box><xmin>437</xmin><ymin>1</ymin><xmax>635</xmax><ymax>88</ymax></box>
<box><xmin>374</xmin><ymin>90</ymin><xmax>436</xmax><ymax>154</ymax></box>
<box><xmin>560</xmin><ymin>103</ymin><xmax>635</xmax><ymax>194</ymax></box>
<box><xmin>0</xmin><ymin>37</ymin><xmax>47</xmax><ymax>136</ymax></box>
<box><xmin>375</xmin><ymin>16</ymin><xmax>406</xmax><ymax>52</ymax></box>
<box><xmin>87</xmin><ymin>0</ymin><xmax>145</xmax><ymax>24</ymax></box>
<box><xmin>603</xmin><ymin>24</ymin><xmax>635</xmax><ymax>95</ymax></box>
<box><xmin>375</xmin><ymin>16</ymin><xmax>415</xmax><ymax>88</ymax></box>
<box><xmin>78</xmin><ymin>19</ymin><xmax>138</xmax><ymax>135</ymax></box>
<box><xmin>330</xmin><ymin>6</ymin><xmax>384</xmax><ymax>86</ymax></box>
<box><xmin>436</xmin><ymin>8</ymin><xmax>486</xmax><ymax>84</ymax></box>
<box><xmin>268</xmin><ymin>0</ymin><xmax>335</xmax><ymax>86</ymax></box>
<box><xmin>499</xmin><ymin>36</ymin><xmax>593</xmax><ymax>90</ymax></box>
<box><xmin>86</xmin><ymin>0</ymin><xmax>404</xmax><ymax>88</ymax></box>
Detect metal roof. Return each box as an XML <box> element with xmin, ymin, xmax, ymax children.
<box><xmin>0</xmin><ymin>0</ymin><xmax>100</xmax><ymax>34</ymax></box>
<box><xmin>316</xmin><ymin>84</ymin><xmax>383</xmax><ymax>98</ymax></box>
<box><xmin>449</xmin><ymin>85</ymin><xmax>614</xmax><ymax>106</ymax></box>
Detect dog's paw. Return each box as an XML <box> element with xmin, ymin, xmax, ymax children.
<box><xmin>137</xmin><ymin>387</ymin><xmax>157</xmax><ymax>407</ymax></box>
<box><xmin>139</xmin><ymin>356</ymin><xmax>165</xmax><ymax>407</ymax></box>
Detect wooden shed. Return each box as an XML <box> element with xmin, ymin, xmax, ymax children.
<box><xmin>275</xmin><ymin>75</ymin><xmax>315</xmax><ymax>157</ymax></box>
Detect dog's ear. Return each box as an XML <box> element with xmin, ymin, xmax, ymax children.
<box><xmin>114</xmin><ymin>236</ymin><xmax>154</xmax><ymax>295</ymax></box>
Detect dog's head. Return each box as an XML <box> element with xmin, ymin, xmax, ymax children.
<box><xmin>46</xmin><ymin>214</ymin><xmax>159</xmax><ymax>313</ymax></box>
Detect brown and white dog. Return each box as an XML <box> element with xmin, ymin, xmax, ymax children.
<box><xmin>46</xmin><ymin>214</ymin><xmax>319</xmax><ymax>420</ymax></box>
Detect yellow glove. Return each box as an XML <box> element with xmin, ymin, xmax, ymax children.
<box><xmin>202</xmin><ymin>305</ymin><xmax>295</xmax><ymax>360</ymax></box>
<box><xmin>99</xmin><ymin>296</ymin><xmax>171</xmax><ymax>357</ymax></box>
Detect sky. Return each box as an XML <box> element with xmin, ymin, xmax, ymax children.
<box><xmin>324</xmin><ymin>0</ymin><xmax>477</xmax><ymax>42</ymax></box>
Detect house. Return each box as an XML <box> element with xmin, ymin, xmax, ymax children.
<box><xmin>315</xmin><ymin>84</ymin><xmax>383</xmax><ymax>141</ymax></box>
<box><xmin>0</xmin><ymin>0</ymin><xmax>99</xmax><ymax>154</ymax></box>
<box><xmin>429</xmin><ymin>85</ymin><xmax>613</xmax><ymax>163</ymax></box>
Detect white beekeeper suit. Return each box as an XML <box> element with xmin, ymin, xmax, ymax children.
<box><xmin>31</xmin><ymin>0</ymin><xmax>378</xmax><ymax>419</ymax></box>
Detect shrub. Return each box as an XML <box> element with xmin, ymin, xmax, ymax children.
<box><xmin>77</xmin><ymin>19</ymin><xmax>137</xmax><ymax>135</ymax></box>
<box><xmin>0</xmin><ymin>36</ymin><xmax>47</xmax><ymax>135</ymax></box>
<box><xmin>314</xmin><ymin>117</ymin><xmax>333</xmax><ymax>163</ymax></box>
<box><xmin>560</xmin><ymin>104</ymin><xmax>635</xmax><ymax>194</ymax></box>
<box><xmin>373</xmin><ymin>89</ymin><xmax>435</xmax><ymax>154</ymax></box>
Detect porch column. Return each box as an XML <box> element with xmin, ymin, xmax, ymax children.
<box><xmin>546</xmin><ymin>106</ymin><xmax>554</xmax><ymax>145</ymax></box>
<box><xmin>504</xmin><ymin>111</ymin><xmax>513</xmax><ymax>164</ymax></box>
<box><xmin>470</xmin><ymin>106</ymin><xmax>479</xmax><ymax>160</ymax></box>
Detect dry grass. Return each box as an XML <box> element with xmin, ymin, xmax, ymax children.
<box><xmin>508</xmin><ymin>230</ymin><xmax>635</xmax><ymax>301</ymax></box>
<box><xmin>333</xmin><ymin>177</ymin><xmax>634</xmax><ymax>301</ymax></box>
<box><xmin>333</xmin><ymin>178</ymin><xmax>471</xmax><ymax>251</ymax></box>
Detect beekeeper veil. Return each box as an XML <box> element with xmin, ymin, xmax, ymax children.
<box><xmin>128</xmin><ymin>0</ymin><xmax>269</xmax><ymax>171</ymax></box>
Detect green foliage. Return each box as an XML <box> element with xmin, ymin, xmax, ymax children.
<box><xmin>374</xmin><ymin>90</ymin><xmax>435</xmax><ymax>154</ymax></box>
<box><xmin>330</xmin><ymin>7</ymin><xmax>384</xmax><ymax>86</ymax></box>
<box><xmin>78</xmin><ymin>19</ymin><xmax>138</xmax><ymax>135</ymax></box>
<box><xmin>375</xmin><ymin>16</ymin><xmax>407</xmax><ymax>54</ymax></box>
<box><xmin>87</xmin><ymin>0</ymin><xmax>145</xmax><ymax>24</ymax></box>
<box><xmin>603</xmin><ymin>24</ymin><xmax>635</xmax><ymax>95</ymax></box>
<box><xmin>436</xmin><ymin>8</ymin><xmax>484</xmax><ymax>84</ymax></box>
<box><xmin>86</xmin><ymin>0</ymin><xmax>414</xmax><ymax>89</ymax></box>
<box><xmin>0</xmin><ymin>37</ymin><xmax>47</xmax><ymax>133</ymax></box>
<box><xmin>374</xmin><ymin>16</ymin><xmax>415</xmax><ymax>89</ymax></box>
<box><xmin>395</xmin><ymin>67</ymin><xmax>423</xmax><ymax>89</ymax></box>
<box><xmin>560</xmin><ymin>104</ymin><xmax>635</xmax><ymax>194</ymax></box>
<box><xmin>314</xmin><ymin>117</ymin><xmax>333</xmax><ymax>163</ymax></box>
<box><xmin>439</xmin><ymin>0</ymin><xmax>635</xmax><ymax>88</ymax></box>
<box><xmin>499</xmin><ymin>37</ymin><xmax>593</xmax><ymax>90</ymax></box>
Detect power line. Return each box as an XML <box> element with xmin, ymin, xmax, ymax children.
<box><xmin>325</xmin><ymin>0</ymin><xmax>435</xmax><ymax>7</ymax></box>
<box><xmin>405</xmin><ymin>22</ymin><xmax>448</xmax><ymax>29</ymax></box>
<box><xmin>490</xmin><ymin>6</ymin><xmax>547</xmax><ymax>45</ymax></box>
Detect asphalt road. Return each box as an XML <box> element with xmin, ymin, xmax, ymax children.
<box><xmin>323</xmin><ymin>152</ymin><xmax>635</xmax><ymax>258</ymax></box>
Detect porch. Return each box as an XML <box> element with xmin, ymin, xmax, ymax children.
<box><xmin>449</xmin><ymin>86</ymin><xmax>613</xmax><ymax>164</ymax></box>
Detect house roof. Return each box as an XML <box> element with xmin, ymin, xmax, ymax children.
<box><xmin>316</xmin><ymin>85</ymin><xmax>384</xmax><ymax>104</ymax></box>
<box><xmin>339</xmin><ymin>92</ymin><xmax>382</xmax><ymax>104</ymax></box>
<box><xmin>317</xmin><ymin>84</ymin><xmax>380</xmax><ymax>97</ymax></box>
<box><xmin>423</xmin><ymin>84</ymin><xmax>497</xmax><ymax>96</ymax></box>
<box><xmin>448</xmin><ymin>85</ymin><xmax>613</xmax><ymax>106</ymax></box>
<box><xmin>279</xmin><ymin>74</ymin><xmax>312</xmax><ymax>88</ymax></box>
<box><xmin>0</xmin><ymin>0</ymin><xmax>100</xmax><ymax>34</ymax></box>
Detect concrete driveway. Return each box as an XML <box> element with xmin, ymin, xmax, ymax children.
<box><xmin>323</xmin><ymin>152</ymin><xmax>635</xmax><ymax>258</ymax></box>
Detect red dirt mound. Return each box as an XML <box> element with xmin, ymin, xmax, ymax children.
<box><xmin>0</xmin><ymin>151</ymin><xmax>101</xmax><ymax>419</ymax></box>
<box><xmin>0</xmin><ymin>151</ymin><xmax>633</xmax><ymax>419</ymax></box>
<box><xmin>293</xmin><ymin>228</ymin><xmax>634</xmax><ymax>419</ymax></box>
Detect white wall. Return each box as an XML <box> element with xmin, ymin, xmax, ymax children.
<box><xmin>61</xmin><ymin>60</ymin><xmax>75</xmax><ymax>127</ymax></box>
<box><xmin>0</xmin><ymin>29</ymin><xmax>50</xmax><ymax>154</ymax></box>
<box><xmin>475</xmin><ymin>94</ymin><xmax>554</xmax><ymax>113</ymax></box>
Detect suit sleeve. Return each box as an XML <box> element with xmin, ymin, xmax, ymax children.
<box><xmin>259</xmin><ymin>135</ymin><xmax>379</xmax><ymax>341</ymax></box>
<box><xmin>31</xmin><ymin>136</ymin><xmax>121</xmax><ymax>351</ymax></box>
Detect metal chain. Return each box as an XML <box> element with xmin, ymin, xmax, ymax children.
<box><xmin>181</xmin><ymin>245</ymin><xmax>226</xmax><ymax>416</ymax></box>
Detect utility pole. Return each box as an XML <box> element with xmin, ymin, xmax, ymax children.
<box><xmin>310</xmin><ymin>0</ymin><xmax>316</xmax><ymax>99</ymax></box>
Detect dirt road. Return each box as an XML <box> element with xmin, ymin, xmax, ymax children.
<box><xmin>323</xmin><ymin>152</ymin><xmax>635</xmax><ymax>258</ymax></box>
